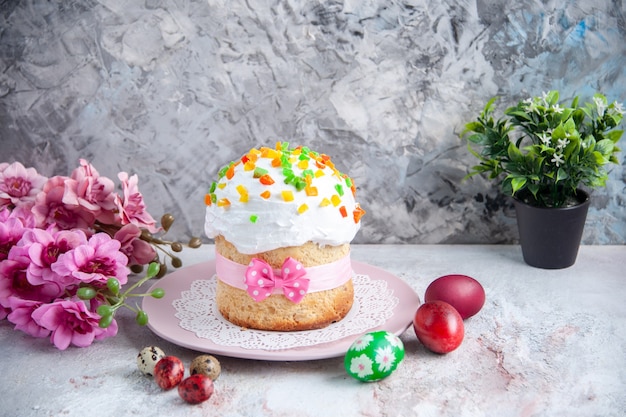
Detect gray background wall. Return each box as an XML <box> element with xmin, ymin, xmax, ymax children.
<box><xmin>1</xmin><ymin>0</ymin><xmax>624</xmax><ymax>245</ymax></box>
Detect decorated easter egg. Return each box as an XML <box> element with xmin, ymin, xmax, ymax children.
<box><xmin>154</xmin><ymin>356</ymin><xmax>185</xmax><ymax>390</ymax></box>
<box><xmin>136</xmin><ymin>346</ymin><xmax>166</xmax><ymax>376</ymax></box>
<box><xmin>178</xmin><ymin>374</ymin><xmax>215</xmax><ymax>404</ymax></box>
<box><xmin>344</xmin><ymin>330</ymin><xmax>405</xmax><ymax>382</ymax></box>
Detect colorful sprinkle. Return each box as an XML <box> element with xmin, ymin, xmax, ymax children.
<box><xmin>353</xmin><ymin>206</ymin><xmax>366</xmax><ymax>223</ymax></box>
<box><xmin>282</xmin><ymin>190</ymin><xmax>294</xmax><ymax>202</ymax></box>
<box><xmin>253</xmin><ymin>167</ymin><xmax>268</xmax><ymax>178</ymax></box>
<box><xmin>259</xmin><ymin>174</ymin><xmax>274</xmax><ymax>185</ymax></box>
<box><xmin>320</xmin><ymin>198</ymin><xmax>331</xmax><ymax>207</ymax></box>
<box><xmin>217</xmin><ymin>198</ymin><xmax>231</xmax><ymax>207</ymax></box>
<box><xmin>335</xmin><ymin>184</ymin><xmax>344</xmax><ymax>196</ymax></box>
<box><xmin>305</xmin><ymin>186</ymin><xmax>318</xmax><ymax>197</ymax></box>
<box><xmin>339</xmin><ymin>206</ymin><xmax>348</xmax><ymax>218</ymax></box>
<box><xmin>249</xmin><ymin>215</ymin><xmax>258</xmax><ymax>223</ymax></box>
<box><xmin>260</xmin><ymin>190</ymin><xmax>271</xmax><ymax>199</ymax></box>
<box><xmin>297</xmin><ymin>204</ymin><xmax>309</xmax><ymax>214</ymax></box>
<box><xmin>204</xmin><ymin>194</ymin><xmax>212</xmax><ymax>206</ymax></box>
<box><xmin>331</xmin><ymin>195</ymin><xmax>341</xmax><ymax>207</ymax></box>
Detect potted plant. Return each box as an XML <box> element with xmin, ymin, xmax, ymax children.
<box><xmin>461</xmin><ymin>90</ymin><xmax>623</xmax><ymax>269</ymax></box>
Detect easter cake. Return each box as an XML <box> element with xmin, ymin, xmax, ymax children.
<box><xmin>204</xmin><ymin>142</ymin><xmax>365</xmax><ymax>331</ymax></box>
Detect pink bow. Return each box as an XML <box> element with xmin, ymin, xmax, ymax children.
<box><xmin>244</xmin><ymin>257</ymin><xmax>310</xmax><ymax>303</ymax></box>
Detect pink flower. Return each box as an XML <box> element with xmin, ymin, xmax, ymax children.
<box><xmin>17</xmin><ymin>228</ymin><xmax>88</xmax><ymax>287</ymax></box>
<box><xmin>52</xmin><ymin>232</ymin><xmax>129</xmax><ymax>286</ymax></box>
<box><xmin>0</xmin><ymin>258</ymin><xmax>62</xmax><ymax>309</ymax></box>
<box><xmin>63</xmin><ymin>159</ymin><xmax>117</xmax><ymax>224</ymax></box>
<box><xmin>32</xmin><ymin>176</ymin><xmax>96</xmax><ymax>230</ymax></box>
<box><xmin>0</xmin><ymin>161</ymin><xmax>48</xmax><ymax>210</ymax></box>
<box><xmin>7</xmin><ymin>297</ymin><xmax>50</xmax><ymax>338</ymax></box>
<box><xmin>31</xmin><ymin>298</ymin><xmax>118</xmax><ymax>350</ymax></box>
<box><xmin>114</xmin><ymin>172</ymin><xmax>159</xmax><ymax>233</ymax></box>
<box><xmin>0</xmin><ymin>215</ymin><xmax>28</xmax><ymax>261</ymax></box>
<box><xmin>114</xmin><ymin>224</ymin><xmax>157</xmax><ymax>266</ymax></box>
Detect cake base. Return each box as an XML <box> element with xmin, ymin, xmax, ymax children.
<box><xmin>214</xmin><ymin>236</ymin><xmax>354</xmax><ymax>331</ymax></box>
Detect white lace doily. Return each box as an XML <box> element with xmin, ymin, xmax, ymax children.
<box><xmin>172</xmin><ymin>273</ymin><xmax>399</xmax><ymax>351</ymax></box>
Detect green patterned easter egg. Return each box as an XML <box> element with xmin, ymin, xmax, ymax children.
<box><xmin>344</xmin><ymin>330</ymin><xmax>405</xmax><ymax>382</ymax></box>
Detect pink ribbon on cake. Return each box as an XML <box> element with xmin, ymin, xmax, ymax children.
<box><xmin>214</xmin><ymin>251</ymin><xmax>353</xmax><ymax>304</ymax></box>
<box><xmin>245</xmin><ymin>257</ymin><xmax>309</xmax><ymax>303</ymax></box>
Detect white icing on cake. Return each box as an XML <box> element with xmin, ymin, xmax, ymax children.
<box><xmin>204</xmin><ymin>144</ymin><xmax>364</xmax><ymax>254</ymax></box>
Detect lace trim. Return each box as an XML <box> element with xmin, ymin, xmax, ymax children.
<box><xmin>172</xmin><ymin>273</ymin><xmax>398</xmax><ymax>351</ymax></box>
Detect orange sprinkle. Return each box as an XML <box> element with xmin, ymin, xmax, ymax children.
<box><xmin>259</xmin><ymin>174</ymin><xmax>274</xmax><ymax>185</ymax></box>
<box><xmin>226</xmin><ymin>164</ymin><xmax>235</xmax><ymax>180</ymax></box>
<box><xmin>353</xmin><ymin>206</ymin><xmax>366</xmax><ymax>223</ymax></box>
<box><xmin>271</xmin><ymin>157</ymin><xmax>282</xmax><ymax>167</ymax></box>
<box><xmin>331</xmin><ymin>195</ymin><xmax>341</xmax><ymax>207</ymax></box>
<box><xmin>305</xmin><ymin>186</ymin><xmax>318</xmax><ymax>197</ymax></box>
<box><xmin>297</xmin><ymin>204</ymin><xmax>309</xmax><ymax>214</ymax></box>
<box><xmin>204</xmin><ymin>194</ymin><xmax>212</xmax><ymax>206</ymax></box>
<box><xmin>260</xmin><ymin>190</ymin><xmax>271</xmax><ymax>199</ymax></box>
<box><xmin>281</xmin><ymin>190</ymin><xmax>294</xmax><ymax>202</ymax></box>
<box><xmin>217</xmin><ymin>198</ymin><xmax>231</xmax><ymax>207</ymax></box>
<box><xmin>339</xmin><ymin>206</ymin><xmax>348</xmax><ymax>218</ymax></box>
<box><xmin>244</xmin><ymin>161</ymin><xmax>256</xmax><ymax>171</ymax></box>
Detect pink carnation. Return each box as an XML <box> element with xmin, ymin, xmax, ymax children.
<box><xmin>114</xmin><ymin>172</ymin><xmax>159</xmax><ymax>233</ymax></box>
<box><xmin>17</xmin><ymin>228</ymin><xmax>88</xmax><ymax>288</ymax></box>
<box><xmin>32</xmin><ymin>176</ymin><xmax>96</xmax><ymax>230</ymax></box>
<box><xmin>52</xmin><ymin>232</ymin><xmax>129</xmax><ymax>286</ymax></box>
<box><xmin>0</xmin><ymin>215</ymin><xmax>28</xmax><ymax>261</ymax></box>
<box><xmin>0</xmin><ymin>161</ymin><xmax>48</xmax><ymax>210</ymax></box>
<box><xmin>7</xmin><ymin>297</ymin><xmax>50</xmax><ymax>338</ymax></box>
<box><xmin>63</xmin><ymin>159</ymin><xmax>117</xmax><ymax>224</ymax></box>
<box><xmin>114</xmin><ymin>224</ymin><xmax>157</xmax><ymax>266</ymax></box>
<box><xmin>31</xmin><ymin>298</ymin><xmax>118</xmax><ymax>350</ymax></box>
<box><xmin>0</xmin><ymin>258</ymin><xmax>62</xmax><ymax>309</ymax></box>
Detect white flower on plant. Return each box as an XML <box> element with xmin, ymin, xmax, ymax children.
<box><xmin>552</xmin><ymin>104</ymin><xmax>564</xmax><ymax>114</ymax></box>
<box><xmin>375</xmin><ymin>346</ymin><xmax>396</xmax><ymax>373</ymax></box>
<box><xmin>557</xmin><ymin>138</ymin><xmax>569</xmax><ymax>149</ymax></box>
<box><xmin>350</xmin><ymin>333</ymin><xmax>374</xmax><ymax>351</ymax></box>
<box><xmin>612</xmin><ymin>101</ymin><xmax>625</xmax><ymax>115</ymax></box>
<box><xmin>349</xmin><ymin>354</ymin><xmax>373</xmax><ymax>378</ymax></box>
<box><xmin>538</xmin><ymin>132</ymin><xmax>551</xmax><ymax>145</ymax></box>
<box><xmin>384</xmin><ymin>332</ymin><xmax>402</xmax><ymax>348</ymax></box>
<box><xmin>594</xmin><ymin>96</ymin><xmax>607</xmax><ymax>117</ymax></box>
<box><xmin>551</xmin><ymin>153</ymin><xmax>565</xmax><ymax>167</ymax></box>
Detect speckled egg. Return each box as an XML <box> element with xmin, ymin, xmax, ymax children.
<box><xmin>190</xmin><ymin>355</ymin><xmax>221</xmax><ymax>381</ymax></box>
<box><xmin>136</xmin><ymin>346</ymin><xmax>166</xmax><ymax>377</ymax></box>
<box><xmin>344</xmin><ymin>330</ymin><xmax>405</xmax><ymax>382</ymax></box>
<box><xmin>154</xmin><ymin>356</ymin><xmax>185</xmax><ymax>390</ymax></box>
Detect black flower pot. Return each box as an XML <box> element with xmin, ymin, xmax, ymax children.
<box><xmin>513</xmin><ymin>190</ymin><xmax>590</xmax><ymax>269</ymax></box>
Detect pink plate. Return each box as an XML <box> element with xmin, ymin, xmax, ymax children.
<box><xmin>142</xmin><ymin>260</ymin><xmax>420</xmax><ymax>361</ymax></box>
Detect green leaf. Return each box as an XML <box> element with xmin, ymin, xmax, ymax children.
<box><xmin>606</xmin><ymin>129</ymin><xmax>623</xmax><ymax>143</ymax></box>
<box><xmin>556</xmin><ymin>167</ymin><xmax>569</xmax><ymax>182</ymax></box>
<box><xmin>510</xmin><ymin>176</ymin><xmax>527</xmax><ymax>193</ymax></box>
<box><xmin>507</xmin><ymin>142</ymin><xmax>524</xmax><ymax>162</ymax></box>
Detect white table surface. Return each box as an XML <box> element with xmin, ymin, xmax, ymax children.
<box><xmin>1</xmin><ymin>244</ymin><xmax>624</xmax><ymax>417</ymax></box>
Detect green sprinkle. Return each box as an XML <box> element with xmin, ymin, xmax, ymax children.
<box><xmin>295</xmin><ymin>179</ymin><xmax>306</xmax><ymax>191</ymax></box>
<box><xmin>253</xmin><ymin>167</ymin><xmax>268</xmax><ymax>178</ymax></box>
<box><xmin>298</xmin><ymin>153</ymin><xmax>310</xmax><ymax>160</ymax></box>
<box><xmin>281</xmin><ymin>142</ymin><xmax>289</xmax><ymax>151</ymax></box>
<box><xmin>335</xmin><ymin>184</ymin><xmax>344</xmax><ymax>196</ymax></box>
<box><xmin>211</xmin><ymin>194</ymin><xmax>217</xmax><ymax>204</ymax></box>
<box><xmin>218</xmin><ymin>165</ymin><xmax>229</xmax><ymax>178</ymax></box>
<box><xmin>302</xmin><ymin>169</ymin><xmax>314</xmax><ymax>179</ymax></box>
<box><xmin>345</xmin><ymin>177</ymin><xmax>353</xmax><ymax>188</ymax></box>
<box><xmin>209</xmin><ymin>181</ymin><xmax>217</xmax><ymax>193</ymax></box>
<box><xmin>249</xmin><ymin>215</ymin><xmax>258</xmax><ymax>223</ymax></box>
